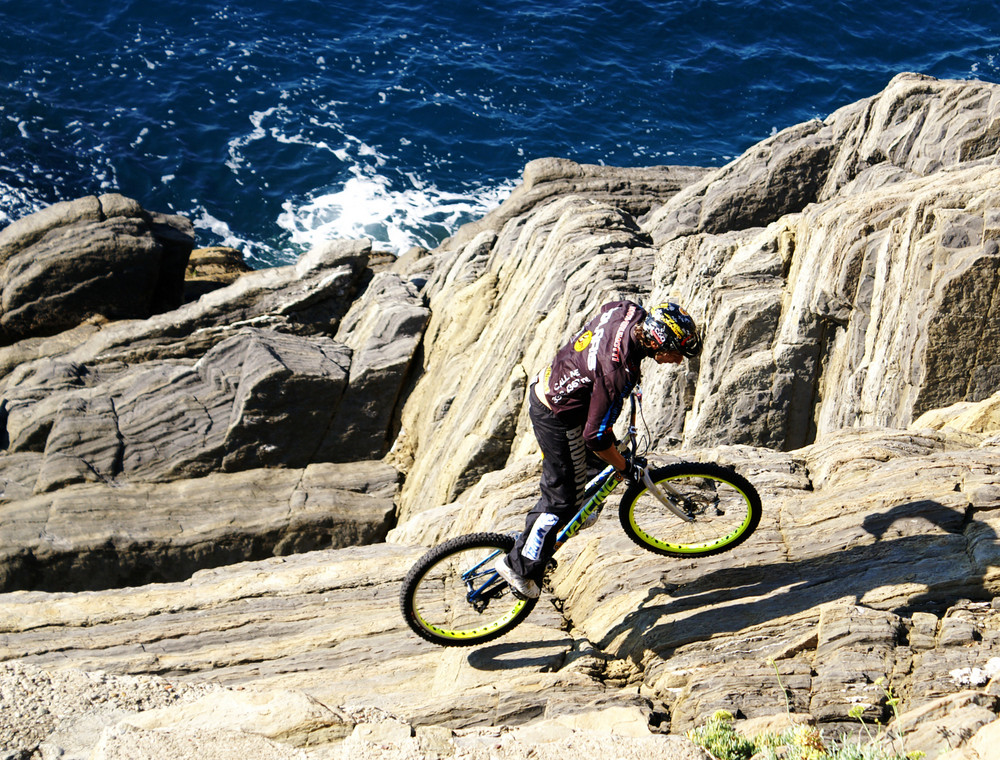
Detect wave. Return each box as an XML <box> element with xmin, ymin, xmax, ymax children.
<box><xmin>276</xmin><ymin>169</ymin><xmax>514</xmax><ymax>258</ymax></box>
<box><xmin>220</xmin><ymin>110</ymin><xmax>514</xmax><ymax>261</ymax></box>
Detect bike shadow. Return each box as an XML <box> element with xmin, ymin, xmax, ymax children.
<box><xmin>467</xmin><ymin>638</ymin><xmax>574</xmax><ymax>671</ymax></box>
<box><xmin>601</xmin><ymin>497</ymin><xmax>994</xmax><ymax>659</ymax></box>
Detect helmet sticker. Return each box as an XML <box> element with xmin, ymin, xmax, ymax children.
<box><xmin>643</xmin><ymin>317</ymin><xmax>669</xmax><ymax>347</ymax></box>
<box><xmin>644</xmin><ymin>302</ymin><xmax>701</xmax><ymax>357</ymax></box>
<box><xmin>663</xmin><ymin>315</ymin><xmax>685</xmax><ymax>339</ymax></box>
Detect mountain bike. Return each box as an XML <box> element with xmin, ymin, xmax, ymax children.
<box><xmin>399</xmin><ymin>387</ymin><xmax>762</xmax><ymax>647</ymax></box>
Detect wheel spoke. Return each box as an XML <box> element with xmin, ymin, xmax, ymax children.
<box><xmin>401</xmin><ymin>534</ymin><xmax>538</xmax><ymax>646</ymax></box>
<box><xmin>620</xmin><ymin>464</ymin><xmax>761</xmax><ymax>557</ymax></box>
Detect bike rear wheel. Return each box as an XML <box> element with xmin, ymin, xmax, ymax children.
<box><xmin>619</xmin><ymin>462</ymin><xmax>761</xmax><ymax>557</ymax></box>
<box><xmin>400</xmin><ymin>532</ymin><xmax>538</xmax><ymax>646</ymax></box>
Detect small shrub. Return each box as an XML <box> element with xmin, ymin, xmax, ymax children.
<box><xmin>686</xmin><ymin>676</ymin><xmax>925</xmax><ymax>760</ymax></box>
<box><xmin>687</xmin><ymin>710</ymin><xmax>757</xmax><ymax>760</ymax></box>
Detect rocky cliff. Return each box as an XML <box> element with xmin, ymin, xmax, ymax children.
<box><xmin>2</xmin><ymin>73</ymin><xmax>1000</xmax><ymax>760</ymax></box>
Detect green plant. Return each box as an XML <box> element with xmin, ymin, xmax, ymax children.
<box><xmin>847</xmin><ymin>678</ymin><xmax>924</xmax><ymax>760</ymax></box>
<box><xmin>687</xmin><ymin>710</ymin><xmax>758</xmax><ymax>760</ymax></box>
<box><xmin>686</xmin><ymin>670</ymin><xmax>925</xmax><ymax>760</ymax></box>
<box><xmin>752</xmin><ymin>725</ymin><xmax>922</xmax><ymax>760</ymax></box>
<box><xmin>772</xmin><ymin>658</ymin><xmax>793</xmax><ymax>716</ymax></box>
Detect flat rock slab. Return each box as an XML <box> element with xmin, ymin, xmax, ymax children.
<box><xmin>0</xmin><ymin>542</ymin><xmax>616</xmax><ymax>733</ymax></box>
<box><xmin>0</xmin><ymin>460</ymin><xmax>399</xmax><ymax>592</ymax></box>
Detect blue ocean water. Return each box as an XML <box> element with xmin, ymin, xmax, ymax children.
<box><xmin>2</xmin><ymin>1</ymin><xmax>999</xmax><ymax>266</ymax></box>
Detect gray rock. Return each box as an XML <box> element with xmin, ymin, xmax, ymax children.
<box><xmin>1</xmin><ymin>329</ymin><xmax>352</xmax><ymax>487</ymax></box>
<box><xmin>0</xmin><ymin>664</ymin><xmax>713</xmax><ymax>760</ymax></box>
<box><xmin>0</xmin><ymin>194</ymin><xmax>194</xmax><ymax>344</ymax></box>
<box><xmin>892</xmin><ymin>691</ymin><xmax>1000</xmax><ymax>759</ymax></box>
<box><xmin>0</xmin><ymin>251</ymin><xmax>426</xmax><ymax>491</ymax></box>
<box><xmin>441</xmin><ymin>158</ymin><xmax>713</xmax><ymax>254</ymax></box>
<box><xmin>218</xmin><ymin>329</ymin><xmax>353</xmax><ymax>472</ymax></box>
<box><xmin>647</xmin><ymin>118</ymin><xmax>836</xmax><ymax>240</ymax></box>
<box><xmin>0</xmin><ymin>234</ymin><xmax>430</xmax><ymax>597</ymax></box>
<box><xmin>0</xmin><ymin>238</ymin><xmax>370</xmax><ymax>381</ymax></box>
<box><xmin>0</xmin><ymin>460</ymin><xmax>398</xmax><ymax>592</ymax></box>
<box><xmin>328</xmin><ymin>272</ymin><xmax>430</xmax><ymax>461</ymax></box>
<box><xmin>808</xmin><ymin>604</ymin><xmax>904</xmax><ymax>723</ymax></box>
<box><xmin>640</xmin><ymin>73</ymin><xmax>1000</xmax><ymax>450</ymax></box>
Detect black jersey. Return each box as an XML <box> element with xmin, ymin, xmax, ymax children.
<box><xmin>538</xmin><ymin>301</ymin><xmax>646</xmax><ymax>450</ymax></box>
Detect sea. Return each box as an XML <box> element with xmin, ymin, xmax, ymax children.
<box><xmin>3</xmin><ymin>1</ymin><xmax>1000</xmax><ymax>267</ymax></box>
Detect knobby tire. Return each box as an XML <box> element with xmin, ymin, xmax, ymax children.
<box><xmin>400</xmin><ymin>532</ymin><xmax>538</xmax><ymax>647</ymax></box>
<box><xmin>619</xmin><ymin>461</ymin><xmax>762</xmax><ymax>557</ymax></box>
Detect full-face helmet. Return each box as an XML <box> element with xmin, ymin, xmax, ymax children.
<box><xmin>639</xmin><ymin>302</ymin><xmax>702</xmax><ymax>358</ymax></box>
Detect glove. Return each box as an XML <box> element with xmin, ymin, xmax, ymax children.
<box><xmin>620</xmin><ymin>455</ymin><xmax>646</xmax><ymax>484</ymax></box>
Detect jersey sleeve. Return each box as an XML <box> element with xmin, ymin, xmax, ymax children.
<box><xmin>582</xmin><ymin>370</ymin><xmax>626</xmax><ymax>450</ymax></box>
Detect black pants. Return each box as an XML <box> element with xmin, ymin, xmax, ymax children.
<box><xmin>507</xmin><ymin>385</ymin><xmax>588</xmax><ymax>581</ymax></box>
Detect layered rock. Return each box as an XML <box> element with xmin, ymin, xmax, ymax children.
<box><xmin>438</xmin><ymin>157</ymin><xmax>713</xmax><ymax>253</ymax></box>
<box><xmin>390</xmin><ymin>73</ymin><xmax>1000</xmax><ymax>526</ymax></box>
<box><xmin>0</xmin><ymin>460</ymin><xmax>398</xmax><ymax>591</ymax></box>
<box><xmin>183</xmin><ymin>245</ymin><xmax>254</xmax><ymax>302</ymax></box>
<box><xmin>392</xmin><ymin>195</ymin><xmax>661</xmax><ymax>516</ymax></box>
<box><xmin>4</xmin><ymin>73</ymin><xmax>1000</xmax><ymax>760</ymax></box>
<box><xmin>0</xmin><ymin>231</ymin><xmax>430</xmax><ymax>591</ymax></box>
<box><xmin>646</xmin><ymin>73</ymin><xmax>1000</xmax><ymax>450</ymax></box>
<box><xmin>0</xmin><ymin>193</ymin><xmax>194</xmax><ymax>343</ymax></box>
<box><xmin>3</xmin><ymin>427</ymin><xmax>1000</xmax><ymax>758</ymax></box>
<box><xmin>0</xmin><ymin>240</ymin><xmax>429</xmax><ymax>493</ymax></box>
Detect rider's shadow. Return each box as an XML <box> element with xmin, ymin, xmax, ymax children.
<box><xmin>578</xmin><ymin>497</ymin><xmax>996</xmax><ymax>657</ymax></box>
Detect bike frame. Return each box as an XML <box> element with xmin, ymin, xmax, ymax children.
<box><xmin>553</xmin><ymin>386</ymin><xmax>692</xmax><ymax>550</ymax></box>
<box><xmin>460</xmin><ymin>387</ymin><xmax>693</xmax><ymax>607</ymax></box>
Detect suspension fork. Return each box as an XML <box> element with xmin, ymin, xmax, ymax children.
<box><xmin>641</xmin><ymin>470</ymin><xmax>695</xmax><ymax>522</ymax></box>
<box><xmin>627</xmin><ymin>387</ymin><xmax>694</xmax><ymax>523</ymax></box>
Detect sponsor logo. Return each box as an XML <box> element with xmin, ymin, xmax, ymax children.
<box><xmin>574</xmin><ymin>331</ymin><xmax>593</xmax><ymax>351</ymax></box>
<box><xmin>521</xmin><ymin>514</ymin><xmax>560</xmax><ymax>561</ymax></box>
<box><xmin>587</xmin><ymin>308</ymin><xmax>618</xmax><ymax>371</ymax></box>
<box><xmin>612</xmin><ymin>304</ymin><xmax>637</xmax><ymax>362</ymax></box>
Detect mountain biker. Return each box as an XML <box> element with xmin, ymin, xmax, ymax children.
<box><xmin>497</xmin><ymin>300</ymin><xmax>703</xmax><ymax>599</ymax></box>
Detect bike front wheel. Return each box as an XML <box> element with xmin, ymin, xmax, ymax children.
<box><xmin>619</xmin><ymin>462</ymin><xmax>761</xmax><ymax>557</ymax></box>
<box><xmin>400</xmin><ymin>532</ymin><xmax>538</xmax><ymax>647</ymax></box>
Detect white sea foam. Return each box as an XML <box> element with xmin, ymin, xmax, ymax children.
<box><xmin>185</xmin><ymin>206</ymin><xmax>287</xmax><ymax>266</ymax></box>
<box><xmin>222</xmin><ymin>108</ymin><xmax>514</xmax><ymax>256</ymax></box>
<box><xmin>277</xmin><ymin>170</ymin><xmax>513</xmax><ymax>256</ymax></box>
<box><xmin>0</xmin><ymin>177</ymin><xmax>42</xmax><ymax>226</ymax></box>
<box><xmin>190</xmin><ymin>206</ymin><xmax>241</xmax><ymax>245</ymax></box>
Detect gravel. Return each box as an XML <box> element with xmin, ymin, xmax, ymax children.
<box><xmin>0</xmin><ymin>662</ymin><xmax>221</xmax><ymax>760</ymax></box>
<box><xmin>1</xmin><ymin>662</ymin><xmax>711</xmax><ymax>760</ymax></box>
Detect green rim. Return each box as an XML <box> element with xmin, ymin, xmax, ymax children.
<box><xmin>412</xmin><ymin>597</ymin><xmax>530</xmax><ymax>641</ymax></box>
<box><xmin>629</xmin><ymin>475</ymin><xmax>754</xmax><ymax>553</ymax></box>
